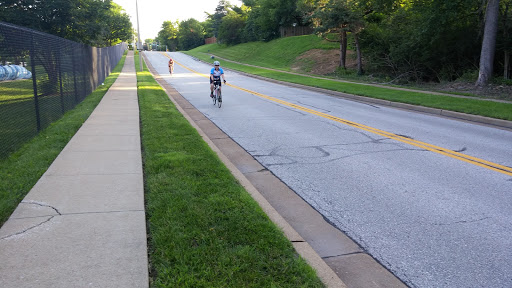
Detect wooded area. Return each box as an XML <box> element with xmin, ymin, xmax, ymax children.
<box><xmin>155</xmin><ymin>0</ymin><xmax>511</xmax><ymax>85</ymax></box>
<box><xmin>2</xmin><ymin>0</ymin><xmax>509</xmax><ymax>85</ymax></box>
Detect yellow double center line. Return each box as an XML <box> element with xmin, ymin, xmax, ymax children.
<box><xmin>162</xmin><ymin>53</ymin><xmax>512</xmax><ymax>177</ymax></box>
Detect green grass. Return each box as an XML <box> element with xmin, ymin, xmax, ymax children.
<box><xmin>0</xmin><ymin>52</ymin><xmax>127</xmax><ymax>227</ymax></box>
<box><xmin>0</xmin><ymin>80</ymin><xmax>33</xmax><ymax>102</ymax></box>
<box><xmin>185</xmin><ymin>38</ymin><xmax>512</xmax><ymax>122</ymax></box>
<box><xmin>135</xmin><ymin>55</ymin><xmax>324</xmax><ymax>287</ymax></box>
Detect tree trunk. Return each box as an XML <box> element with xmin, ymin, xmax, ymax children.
<box><xmin>505</xmin><ymin>51</ymin><xmax>511</xmax><ymax>79</ymax></box>
<box><xmin>339</xmin><ymin>30</ymin><xmax>347</xmax><ymax>69</ymax></box>
<box><xmin>503</xmin><ymin>2</ymin><xmax>510</xmax><ymax>79</ymax></box>
<box><xmin>476</xmin><ymin>0</ymin><xmax>500</xmax><ymax>87</ymax></box>
<box><xmin>354</xmin><ymin>33</ymin><xmax>364</xmax><ymax>75</ymax></box>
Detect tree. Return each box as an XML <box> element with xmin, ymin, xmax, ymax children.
<box><xmin>0</xmin><ymin>0</ymin><xmax>78</xmax><ymax>39</ymax></box>
<box><xmin>104</xmin><ymin>3</ymin><xmax>133</xmax><ymax>46</ymax></box>
<box><xmin>177</xmin><ymin>19</ymin><xmax>205</xmax><ymax>50</ymax></box>
<box><xmin>157</xmin><ymin>21</ymin><xmax>179</xmax><ymax>51</ymax></box>
<box><xmin>205</xmin><ymin>0</ymin><xmax>232</xmax><ymax>38</ymax></box>
<box><xmin>359</xmin><ymin>0</ymin><xmax>484</xmax><ymax>82</ymax></box>
<box><xmin>310</xmin><ymin>0</ymin><xmax>364</xmax><ymax>74</ymax></box>
<box><xmin>218</xmin><ymin>10</ymin><xmax>246</xmax><ymax>45</ymax></box>
<box><xmin>0</xmin><ymin>0</ymin><xmax>132</xmax><ymax>47</ymax></box>
<box><xmin>502</xmin><ymin>0</ymin><xmax>512</xmax><ymax>79</ymax></box>
<box><xmin>477</xmin><ymin>0</ymin><xmax>501</xmax><ymax>86</ymax></box>
<box><xmin>242</xmin><ymin>0</ymin><xmax>301</xmax><ymax>41</ymax></box>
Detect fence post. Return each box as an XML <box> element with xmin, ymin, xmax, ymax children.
<box><xmin>58</xmin><ymin>50</ymin><xmax>65</xmax><ymax>114</ymax></box>
<box><xmin>29</xmin><ymin>35</ymin><xmax>41</xmax><ymax>132</ymax></box>
<box><xmin>83</xmin><ymin>46</ymin><xmax>89</xmax><ymax>99</ymax></box>
<box><xmin>71</xmin><ymin>52</ymin><xmax>79</xmax><ymax>104</ymax></box>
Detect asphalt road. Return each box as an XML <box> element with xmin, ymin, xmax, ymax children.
<box><xmin>145</xmin><ymin>51</ymin><xmax>512</xmax><ymax>288</ymax></box>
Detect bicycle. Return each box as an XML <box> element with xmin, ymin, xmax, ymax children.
<box><xmin>212</xmin><ymin>80</ymin><xmax>222</xmax><ymax>108</ymax></box>
<box><xmin>169</xmin><ymin>63</ymin><xmax>174</xmax><ymax>75</ymax></box>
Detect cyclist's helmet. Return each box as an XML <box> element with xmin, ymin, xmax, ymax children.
<box><xmin>214</xmin><ymin>61</ymin><xmax>220</xmax><ymax>66</ymax></box>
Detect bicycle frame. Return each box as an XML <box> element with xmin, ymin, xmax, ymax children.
<box><xmin>212</xmin><ymin>80</ymin><xmax>222</xmax><ymax>108</ymax></box>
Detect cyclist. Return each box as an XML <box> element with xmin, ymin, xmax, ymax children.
<box><xmin>168</xmin><ymin>57</ymin><xmax>174</xmax><ymax>74</ymax></box>
<box><xmin>210</xmin><ymin>61</ymin><xmax>226</xmax><ymax>98</ymax></box>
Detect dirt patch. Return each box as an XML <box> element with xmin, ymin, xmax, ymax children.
<box><xmin>291</xmin><ymin>49</ymin><xmax>357</xmax><ymax>75</ymax></box>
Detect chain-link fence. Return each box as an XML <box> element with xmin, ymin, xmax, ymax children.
<box><xmin>0</xmin><ymin>22</ymin><xmax>127</xmax><ymax>159</ymax></box>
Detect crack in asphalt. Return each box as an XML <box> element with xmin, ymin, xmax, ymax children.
<box><xmin>433</xmin><ymin>216</ymin><xmax>492</xmax><ymax>226</ymax></box>
<box><xmin>295</xmin><ymin>100</ymin><xmax>331</xmax><ymax>113</ymax></box>
<box><xmin>453</xmin><ymin>147</ymin><xmax>467</xmax><ymax>152</ymax></box>
<box><xmin>265</xmin><ymin>99</ymin><xmax>309</xmax><ymax>116</ymax></box>
<box><xmin>322</xmin><ymin>251</ymin><xmax>365</xmax><ymax>259</ymax></box>
<box><xmin>256</xmin><ymin>144</ymin><xmax>420</xmax><ymax>167</ymax></box>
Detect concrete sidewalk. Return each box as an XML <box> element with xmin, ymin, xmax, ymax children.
<box><xmin>0</xmin><ymin>51</ymin><xmax>148</xmax><ymax>288</ymax></box>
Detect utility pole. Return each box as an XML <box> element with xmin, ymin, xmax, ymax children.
<box><xmin>136</xmin><ymin>0</ymin><xmax>143</xmax><ymax>71</ymax></box>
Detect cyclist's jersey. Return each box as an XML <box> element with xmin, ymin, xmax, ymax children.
<box><xmin>210</xmin><ymin>67</ymin><xmax>224</xmax><ymax>80</ymax></box>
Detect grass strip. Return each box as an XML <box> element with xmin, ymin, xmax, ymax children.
<box><xmin>185</xmin><ymin>49</ymin><xmax>512</xmax><ymax>121</ymax></box>
<box><xmin>0</xmin><ymin>52</ymin><xmax>127</xmax><ymax>227</ymax></box>
<box><xmin>136</xmin><ymin>55</ymin><xmax>324</xmax><ymax>287</ymax></box>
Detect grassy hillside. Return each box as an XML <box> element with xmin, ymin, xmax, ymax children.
<box><xmin>189</xmin><ymin>35</ymin><xmax>338</xmax><ymax>71</ymax></box>
<box><xmin>185</xmin><ymin>37</ymin><xmax>512</xmax><ymax>122</ymax></box>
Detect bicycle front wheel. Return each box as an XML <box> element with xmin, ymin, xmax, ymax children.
<box><xmin>217</xmin><ymin>89</ymin><xmax>222</xmax><ymax>108</ymax></box>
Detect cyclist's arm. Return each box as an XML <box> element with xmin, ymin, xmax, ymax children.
<box><xmin>220</xmin><ymin>68</ymin><xmax>226</xmax><ymax>82</ymax></box>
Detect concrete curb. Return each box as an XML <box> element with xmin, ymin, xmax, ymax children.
<box><xmin>193</xmin><ymin>56</ymin><xmax>512</xmax><ymax>131</ymax></box>
<box><xmin>142</xmin><ymin>54</ymin><xmax>347</xmax><ymax>288</ymax></box>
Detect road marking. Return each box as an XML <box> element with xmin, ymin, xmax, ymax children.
<box><xmin>160</xmin><ymin>52</ymin><xmax>512</xmax><ymax>177</ymax></box>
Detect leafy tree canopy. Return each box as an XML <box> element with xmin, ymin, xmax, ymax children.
<box><xmin>0</xmin><ymin>0</ymin><xmax>133</xmax><ymax>47</ymax></box>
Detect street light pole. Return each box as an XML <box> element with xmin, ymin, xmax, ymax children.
<box><xmin>136</xmin><ymin>0</ymin><xmax>142</xmax><ymax>71</ymax></box>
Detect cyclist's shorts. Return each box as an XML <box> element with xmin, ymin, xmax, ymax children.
<box><xmin>210</xmin><ymin>78</ymin><xmax>222</xmax><ymax>86</ymax></box>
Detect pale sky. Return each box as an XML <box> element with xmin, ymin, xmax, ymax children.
<box><xmin>113</xmin><ymin>0</ymin><xmax>243</xmax><ymax>41</ymax></box>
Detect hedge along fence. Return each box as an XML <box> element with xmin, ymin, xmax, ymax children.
<box><xmin>0</xmin><ymin>22</ymin><xmax>127</xmax><ymax>159</ymax></box>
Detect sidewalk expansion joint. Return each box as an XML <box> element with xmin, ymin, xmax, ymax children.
<box><xmin>11</xmin><ymin>209</ymin><xmax>145</xmax><ymax>220</ymax></box>
<box><xmin>67</xmin><ymin>149</ymin><xmax>140</xmax><ymax>152</ymax></box>
<box><xmin>50</xmin><ymin>172</ymin><xmax>142</xmax><ymax>176</ymax></box>
<box><xmin>60</xmin><ymin>209</ymin><xmax>145</xmax><ymax>216</ymax></box>
<box><xmin>1</xmin><ymin>216</ymin><xmax>54</xmax><ymax>240</ymax></box>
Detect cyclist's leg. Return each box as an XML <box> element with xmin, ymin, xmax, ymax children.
<box><xmin>210</xmin><ymin>82</ymin><xmax>214</xmax><ymax>97</ymax></box>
